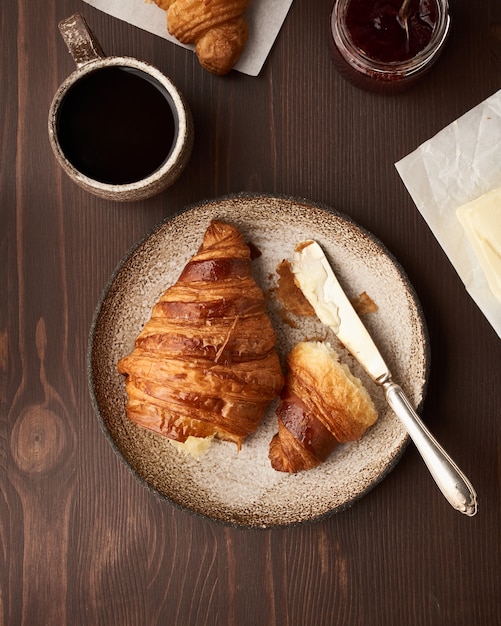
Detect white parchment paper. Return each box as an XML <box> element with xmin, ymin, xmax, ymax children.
<box><xmin>81</xmin><ymin>0</ymin><xmax>294</xmax><ymax>76</ymax></box>
<box><xmin>395</xmin><ymin>90</ymin><xmax>501</xmax><ymax>338</ymax></box>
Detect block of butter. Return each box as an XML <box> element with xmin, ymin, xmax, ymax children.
<box><xmin>456</xmin><ymin>188</ymin><xmax>501</xmax><ymax>304</ymax></box>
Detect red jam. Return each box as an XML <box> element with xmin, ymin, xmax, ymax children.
<box><xmin>329</xmin><ymin>0</ymin><xmax>450</xmax><ymax>92</ymax></box>
<box><xmin>345</xmin><ymin>0</ymin><xmax>437</xmax><ymax>63</ymax></box>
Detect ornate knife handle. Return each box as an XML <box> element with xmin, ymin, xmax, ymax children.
<box><xmin>382</xmin><ymin>380</ymin><xmax>478</xmax><ymax>516</ymax></box>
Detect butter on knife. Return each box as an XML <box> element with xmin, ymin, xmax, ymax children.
<box><xmin>456</xmin><ymin>187</ymin><xmax>501</xmax><ymax>304</ymax></box>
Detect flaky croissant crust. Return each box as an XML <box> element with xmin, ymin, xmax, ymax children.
<box><xmin>153</xmin><ymin>0</ymin><xmax>252</xmax><ymax>74</ymax></box>
<box><xmin>118</xmin><ymin>220</ymin><xmax>284</xmax><ymax>448</ymax></box>
<box><xmin>269</xmin><ymin>342</ymin><xmax>378</xmax><ymax>473</ymax></box>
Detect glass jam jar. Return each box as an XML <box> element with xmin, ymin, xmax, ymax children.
<box><xmin>329</xmin><ymin>0</ymin><xmax>450</xmax><ymax>93</ymax></box>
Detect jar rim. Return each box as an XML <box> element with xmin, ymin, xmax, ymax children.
<box><xmin>331</xmin><ymin>0</ymin><xmax>450</xmax><ymax>78</ymax></box>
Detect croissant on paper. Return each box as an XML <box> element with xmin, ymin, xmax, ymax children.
<box><xmin>118</xmin><ymin>220</ymin><xmax>284</xmax><ymax>451</ymax></box>
<box><xmin>269</xmin><ymin>342</ymin><xmax>378</xmax><ymax>473</ymax></box>
<box><xmin>153</xmin><ymin>0</ymin><xmax>252</xmax><ymax>75</ymax></box>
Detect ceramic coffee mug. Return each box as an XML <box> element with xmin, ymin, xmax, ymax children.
<box><xmin>48</xmin><ymin>13</ymin><xmax>194</xmax><ymax>201</ymax></box>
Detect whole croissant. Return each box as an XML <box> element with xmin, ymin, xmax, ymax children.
<box><xmin>154</xmin><ymin>0</ymin><xmax>252</xmax><ymax>75</ymax></box>
<box><xmin>118</xmin><ymin>220</ymin><xmax>284</xmax><ymax>450</ymax></box>
<box><xmin>269</xmin><ymin>342</ymin><xmax>378</xmax><ymax>473</ymax></box>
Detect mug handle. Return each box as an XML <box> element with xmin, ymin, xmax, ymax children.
<box><xmin>58</xmin><ymin>13</ymin><xmax>105</xmax><ymax>68</ymax></box>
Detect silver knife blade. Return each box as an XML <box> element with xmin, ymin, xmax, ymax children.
<box><xmin>291</xmin><ymin>240</ymin><xmax>390</xmax><ymax>383</ymax></box>
<box><xmin>290</xmin><ymin>239</ymin><xmax>478</xmax><ymax>516</ymax></box>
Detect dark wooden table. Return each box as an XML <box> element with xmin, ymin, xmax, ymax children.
<box><xmin>2</xmin><ymin>0</ymin><xmax>500</xmax><ymax>624</ymax></box>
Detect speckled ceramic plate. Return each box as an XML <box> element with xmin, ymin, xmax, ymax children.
<box><xmin>88</xmin><ymin>193</ymin><xmax>430</xmax><ymax>527</ymax></box>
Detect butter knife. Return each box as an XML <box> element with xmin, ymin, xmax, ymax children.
<box><xmin>291</xmin><ymin>240</ymin><xmax>478</xmax><ymax>517</ymax></box>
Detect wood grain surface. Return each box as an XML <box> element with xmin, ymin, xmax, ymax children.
<box><xmin>1</xmin><ymin>0</ymin><xmax>500</xmax><ymax>624</ymax></box>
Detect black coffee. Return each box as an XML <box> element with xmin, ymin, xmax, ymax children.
<box><xmin>56</xmin><ymin>66</ymin><xmax>177</xmax><ymax>185</ymax></box>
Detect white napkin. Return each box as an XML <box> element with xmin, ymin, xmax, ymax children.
<box><xmin>395</xmin><ymin>90</ymin><xmax>501</xmax><ymax>338</ymax></box>
<box><xmin>81</xmin><ymin>0</ymin><xmax>294</xmax><ymax>76</ymax></box>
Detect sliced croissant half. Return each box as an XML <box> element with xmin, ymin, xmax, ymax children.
<box><xmin>269</xmin><ymin>341</ymin><xmax>378</xmax><ymax>472</ymax></box>
<box><xmin>118</xmin><ymin>220</ymin><xmax>284</xmax><ymax>452</ymax></box>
